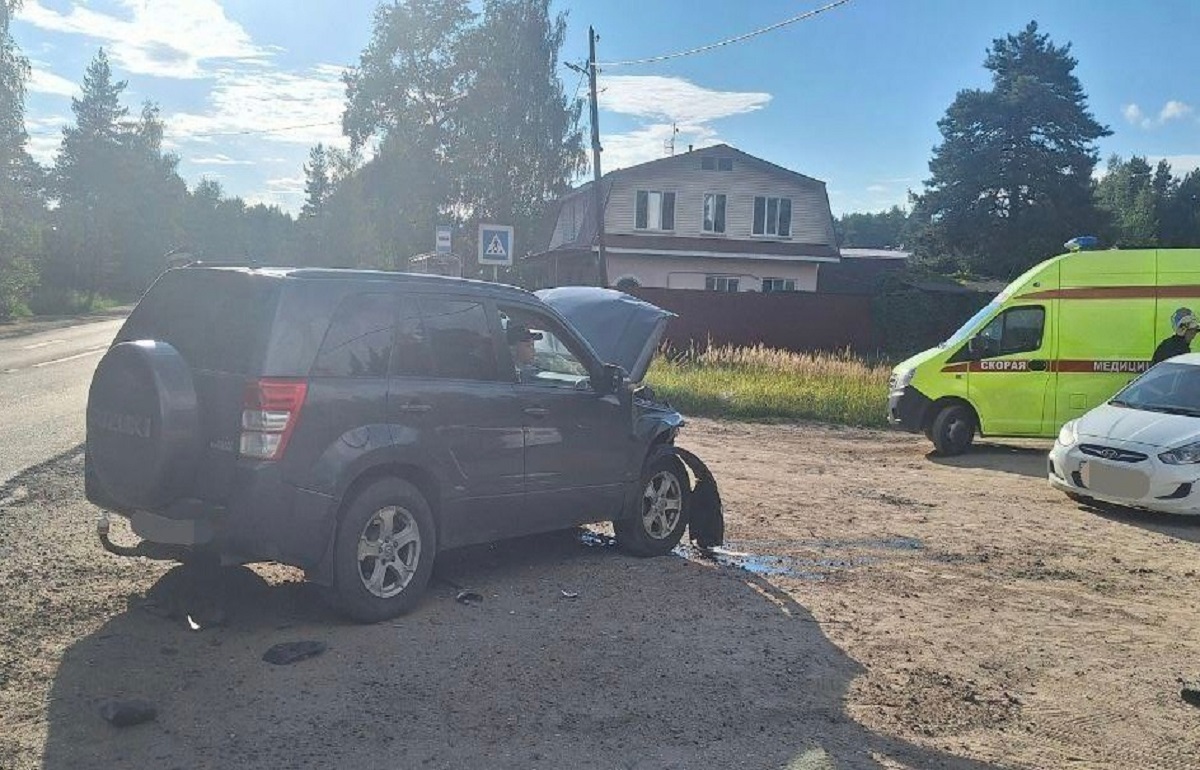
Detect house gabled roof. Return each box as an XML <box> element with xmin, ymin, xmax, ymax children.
<box><xmin>533</xmin><ymin>144</ymin><xmax>831</xmax><ymax>256</ymax></box>
<box><xmin>592</xmin><ymin>143</ymin><xmax>827</xmax><ymax>189</ymax></box>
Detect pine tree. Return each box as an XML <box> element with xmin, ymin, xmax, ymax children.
<box><xmin>0</xmin><ymin>0</ymin><xmax>42</xmax><ymax>319</ymax></box>
<box><xmin>911</xmin><ymin>22</ymin><xmax>1110</xmax><ymax>277</ymax></box>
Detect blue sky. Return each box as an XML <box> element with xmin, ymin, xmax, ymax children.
<box><xmin>13</xmin><ymin>0</ymin><xmax>1200</xmax><ymax>216</ymax></box>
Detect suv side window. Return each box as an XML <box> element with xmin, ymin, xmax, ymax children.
<box><xmin>419</xmin><ymin>297</ymin><xmax>499</xmax><ymax>381</ymax></box>
<box><xmin>393</xmin><ymin>300</ymin><xmax>434</xmax><ymax>378</ymax></box>
<box><xmin>498</xmin><ymin>305</ymin><xmax>592</xmax><ymax>388</ymax></box>
<box><xmin>977</xmin><ymin>305</ymin><xmax>1045</xmax><ymax>357</ymax></box>
<box><xmin>311</xmin><ymin>293</ymin><xmax>395</xmax><ymax>377</ymax></box>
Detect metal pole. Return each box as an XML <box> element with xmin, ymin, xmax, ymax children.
<box><xmin>588</xmin><ymin>26</ymin><xmax>609</xmax><ymax>288</ymax></box>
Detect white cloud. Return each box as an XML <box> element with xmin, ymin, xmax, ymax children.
<box><xmin>1150</xmin><ymin>154</ymin><xmax>1200</xmax><ymax>176</ymax></box>
<box><xmin>866</xmin><ymin>184</ymin><xmax>887</xmax><ymax>193</ymax></box>
<box><xmin>27</xmin><ymin>66</ymin><xmax>76</xmax><ymax>97</ymax></box>
<box><xmin>189</xmin><ymin>153</ymin><xmax>254</xmax><ymax>166</ymax></box>
<box><xmin>601</xmin><ymin>123</ymin><xmax>720</xmax><ymax>171</ymax></box>
<box><xmin>245</xmin><ymin>177</ymin><xmax>306</xmax><ymax>211</ymax></box>
<box><xmin>1161</xmin><ymin>100</ymin><xmax>1193</xmax><ymax>122</ymax></box>
<box><xmin>24</xmin><ymin>115</ymin><xmax>68</xmax><ymax>164</ymax></box>
<box><xmin>600</xmin><ymin>75</ymin><xmax>771</xmax><ymax>125</ymax></box>
<box><xmin>1123</xmin><ymin>100</ymin><xmax>1193</xmax><ymax>129</ymax></box>
<box><xmin>596</xmin><ymin>75</ymin><xmax>770</xmax><ymax>171</ymax></box>
<box><xmin>17</xmin><ymin>0</ymin><xmax>273</xmax><ymax>79</ymax></box>
<box><xmin>164</xmin><ymin>65</ymin><xmax>346</xmax><ymax>147</ymax></box>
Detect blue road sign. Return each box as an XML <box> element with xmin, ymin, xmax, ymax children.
<box><xmin>478</xmin><ymin>224</ymin><xmax>514</xmax><ymax>267</ymax></box>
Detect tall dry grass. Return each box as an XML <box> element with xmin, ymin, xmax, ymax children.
<box><xmin>647</xmin><ymin>344</ymin><xmax>891</xmax><ymax>427</ymax></box>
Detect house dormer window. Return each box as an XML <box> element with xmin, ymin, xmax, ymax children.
<box><xmin>700</xmin><ymin>157</ymin><xmax>733</xmax><ymax>171</ymax></box>
<box><xmin>635</xmin><ymin>190</ymin><xmax>675</xmax><ymax>231</ymax></box>
<box><xmin>753</xmin><ymin>196</ymin><xmax>792</xmax><ymax>237</ymax></box>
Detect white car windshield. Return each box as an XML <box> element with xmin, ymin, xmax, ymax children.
<box><xmin>1110</xmin><ymin>363</ymin><xmax>1200</xmax><ymax>417</ymax></box>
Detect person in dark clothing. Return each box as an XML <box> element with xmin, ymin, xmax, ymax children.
<box><xmin>1152</xmin><ymin>307</ymin><xmax>1200</xmax><ymax>364</ymax></box>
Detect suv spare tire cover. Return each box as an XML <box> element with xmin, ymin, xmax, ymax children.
<box><xmin>86</xmin><ymin>340</ymin><xmax>201</xmax><ymax>510</ymax></box>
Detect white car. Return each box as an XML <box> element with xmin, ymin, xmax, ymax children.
<box><xmin>1049</xmin><ymin>353</ymin><xmax>1200</xmax><ymax>515</ymax></box>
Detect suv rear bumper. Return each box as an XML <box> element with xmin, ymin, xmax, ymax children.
<box><xmin>87</xmin><ymin>460</ymin><xmax>337</xmax><ymax>571</ymax></box>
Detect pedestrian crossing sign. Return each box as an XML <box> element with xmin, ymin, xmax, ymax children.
<box><xmin>478</xmin><ymin>224</ymin><xmax>514</xmax><ymax>267</ymax></box>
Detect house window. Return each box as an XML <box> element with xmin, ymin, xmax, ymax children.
<box><xmin>635</xmin><ymin>190</ymin><xmax>675</xmax><ymax>231</ymax></box>
<box><xmin>701</xmin><ymin>157</ymin><xmax>734</xmax><ymax>171</ymax></box>
<box><xmin>703</xmin><ymin>193</ymin><xmax>726</xmax><ymax>234</ymax></box>
<box><xmin>762</xmin><ymin>278</ymin><xmax>796</xmax><ymax>293</ymax></box>
<box><xmin>705</xmin><ymin>276</ymin><xmax>740</xmax><ymax>292</ymax></box>
<box><xmin>753</xmin><ymin>196</ymin><xmax>793</xmax><ymax>237</ymax></box>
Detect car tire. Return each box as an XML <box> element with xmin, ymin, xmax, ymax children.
<box><xmin>930</xmin><ymin>404</ymin><xmax>975</xmax><ymax>456</ymax></box>
<box><xmin>330</xmin><ymin>478</ymin><xmax>436</xmax><ymax>623</ymax></box>
<box><xmin>615</xmin><ymin>453</ymin><xmax>691</xmax><ymax>556</ymax></box>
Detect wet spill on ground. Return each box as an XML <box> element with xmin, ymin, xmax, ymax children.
<box><xmin>578</xmin><ymin>527</ymin><xmax>925</xmax><ymax>581</ymax></box>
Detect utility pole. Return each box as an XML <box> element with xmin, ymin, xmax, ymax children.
<box><xmin>587</xmin><ymin>26</ymin><xmax>608</xmax><ymax>287</ymax></box>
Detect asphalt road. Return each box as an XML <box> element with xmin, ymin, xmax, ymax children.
<box><xmin>0</xmin><ymin>318</ymin><xmax>122</xmax><ymax>486</ymax></box>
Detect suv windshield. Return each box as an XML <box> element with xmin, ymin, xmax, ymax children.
<box><xmin>1110</xmin><ymin>363</ymin><xmax>1200</xmax><ymax>417</ymax></box>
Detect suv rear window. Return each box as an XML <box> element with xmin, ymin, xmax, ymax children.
<box><xmin>118</xmin><ymin>269</ymin><xmax>279</xmax><ymax>374</ymax></box>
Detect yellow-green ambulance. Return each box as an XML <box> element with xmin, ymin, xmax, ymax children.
<box><xmin>887</xmin><ymin>248</ymin><xmax>1200</xmax><ymax>455</ymax></box>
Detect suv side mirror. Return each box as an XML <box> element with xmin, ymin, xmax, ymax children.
<box><xmin>595</xmin><ymin>363</ymin><xmax>625</xmax><ymax>396</ymax></box>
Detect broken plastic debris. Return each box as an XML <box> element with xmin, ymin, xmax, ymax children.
<box><xmin>560</xmin><ymin>590</ymin><xmax>579</xmax><ymax>599</ymax></box>
<box><xmin>455</xmin><ymin>590</ymin><xmax>483</xmax><ymax>605</ymax></box>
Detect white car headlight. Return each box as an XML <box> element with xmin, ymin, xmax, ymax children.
<box><xmin>1056</xmin><ymin>420</ymin><xmax>1078</xmax><ymax>447</ymax></box>
<box><xmin>889</xmin><ymin>368</ymin><xmax>915</xmax><ymax>393</ymax></box>
<box><xmin>1159</xmin><ymin>442</ymin><xmax>1200</xmax><ymax>465</ymax></box>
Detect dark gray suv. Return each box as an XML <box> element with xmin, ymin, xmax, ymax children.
<box><xmin>85</xmin><ymin>266</ymin><xmax>712</xmax><ymax>621</ymax></box>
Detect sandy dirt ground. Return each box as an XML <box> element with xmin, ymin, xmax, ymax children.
<box><xmin>1</xmin><ymin>419</ymin><xmax>1198</xmax><ymax>769</ymax></box>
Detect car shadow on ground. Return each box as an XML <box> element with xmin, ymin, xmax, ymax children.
<box><xmin>39</xmin><ymin>529</ymin><xmax>1004</xmax><ymax>770</ymax></box>
<box><xmin>926</xmin><ymin>442</ymin><xmax>1050</xmax><ymax>479</ymax></box>
<box><xmin>1073</xmin><ymin>500</ymin><xmax>1200</xmax><ymax>544</ymax></box>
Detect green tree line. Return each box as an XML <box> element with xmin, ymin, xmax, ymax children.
<box><xmin>0</xmin><ymin>0</ymin><xmax>582</xmax><ymax>320</ymax></box>
<box><xmin>838</xmin><ymin>21</ymin><xmax>1200</xmax><ymax>279</ymax></box>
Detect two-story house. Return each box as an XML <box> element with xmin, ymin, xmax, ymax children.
<box><xmin>524</xmin><ymin>144</ymin><xmax>840</xmax><ymax>292</ymax></box>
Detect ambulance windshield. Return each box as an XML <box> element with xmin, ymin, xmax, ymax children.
<box><xmin>940</xmin><ymin>300</ymin><xmax>1001</xmax><ymax>348</ymax></box>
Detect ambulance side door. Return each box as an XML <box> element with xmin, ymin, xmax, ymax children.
<box><xmin>966</xmin><ymin>303</ymin><xmax>1055</xmax><ymax>436</ymax></box>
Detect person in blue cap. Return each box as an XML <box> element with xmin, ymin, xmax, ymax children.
<box><xmin>1152</xmin><ymin>307</ymin><xmax>1200</xmax><ymax>364</ymax></box>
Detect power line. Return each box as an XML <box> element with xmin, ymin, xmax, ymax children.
<box><xmin>164</xmin><ymin>120</ymin><xmax>342</xmax><ymax>139</ymax></box>
<box><xmin>596</xmin><ymin>0</ymin><xmax>852</xmax><ymax>68</ymax></box>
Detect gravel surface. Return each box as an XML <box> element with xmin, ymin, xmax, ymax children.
<box><xmin>2</xmin><ymin>420</ymin><xmax>1199</xmax><ymax>769</ymax></box>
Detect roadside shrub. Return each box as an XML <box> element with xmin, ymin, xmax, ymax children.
<box><xmin>27</xmin><ymin>286</ymin><xmax>121</xmax><ymax>316</ymax></box>
<box><xmin>0</xmin><ymin>254</ymin><xmax>37</xmax><ymax>321</ymax></box>
<box><xmin>648</xmin><ymin>344</ymin><xmax>891</xmax><ymax>427</ymax></box>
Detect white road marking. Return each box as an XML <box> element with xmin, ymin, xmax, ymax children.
<box><xmin>20</xmin><ymin>339</ymin><xmax>65</xmax><ymax>350</ymax></box>
<box><xmin>31</xmin><ymin>346</ymin><xmax>107</xmax><ymax>368</ymax></box>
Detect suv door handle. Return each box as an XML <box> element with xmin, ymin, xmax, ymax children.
<box><xmin>523</xmin><ymin>406</ymin><xmax>549</xmax><ymax>418</ymax></box>
<box><xmin>398</xmin><ymin>402</ymin><xmax>432</xmax><ymax>413</ymax></box>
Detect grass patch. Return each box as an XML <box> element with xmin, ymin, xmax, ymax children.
<box><xmin>648</xmin><ymin>345</ymin><xmax>891</xmax><ymax>427</ymax></box>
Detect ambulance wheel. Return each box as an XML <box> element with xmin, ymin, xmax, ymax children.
<box><xmin>930</xmin><ymin>404</ymin><xmax>975</xmax><ymax>456</ymax></box>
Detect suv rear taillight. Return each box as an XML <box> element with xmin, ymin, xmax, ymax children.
<box><xmin>240</xmin><ymin>379</ymin><xmax>308</xmax><ymax>460</ymax></box>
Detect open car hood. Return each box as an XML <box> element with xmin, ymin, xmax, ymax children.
<box><xmin>536</xmin><ymin>287</ymin><xmax>675</xmax><ymax>383</ymax></box>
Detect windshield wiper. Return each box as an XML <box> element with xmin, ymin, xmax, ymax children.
<box><xmin>1109</xmin><ymin>398</ymin><xmax>1130</xmax><ymax>407</ymax></box>
<box><xmin>1136</xmin><ymin>404</ymin><xmax>1200</xmax><ymax>417</ymax></box>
